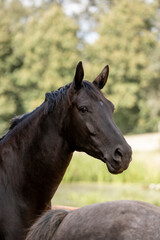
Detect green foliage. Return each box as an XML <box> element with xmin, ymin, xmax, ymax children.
<box><xmin>0</xmin><ymin>1</ymin><xmax>79</xmax><ymax>135</ymax></box>
<box><xmin>18</xmin><ymin>4</ymin><xmax>79</xmax><ymax>89</ymax></box>
<box><xmin>16</xmin><ymin>3</ymin><xmax>80</xmax><ymax>113</ymax></box>
<box><xmin>0</xmin><ymin>0</ymin><xmax>28</xmax><ymax>134</ymax></box>
<box><xmin>0</xmin><ymin>0</ymin><xmax>159</xmax><ymax>136</ymax></box>
<box><xmin>85</xmin><ymin>0</ymin><xmax>159</xmax><ymax>134</ymax></box>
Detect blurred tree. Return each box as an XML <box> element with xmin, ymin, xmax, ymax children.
<box><xmin>0</xmin><ymin>0</ymin><xmax>29</xmax><ymax>134</ymax></box>
<box><xmin>16</xmin><ymin>3</ymin><xmax>79</xmax><ymax>111</ymax></box>
<box><xmin>85</xmin><ymin>0</ymin><xmax>159</xmax><ymax>134</ymax></box>
<box><xmin>0</xmin><ymin>1</ymin><xmax>79</xmax><ymax>136</ymax></box>
<box><xmin>39</xmin><ymin>0</ymin><xmax>113</xmax><ymax>44</ymax></box>
<box><xmin>61</xmin><ymin>0</ymin><xmax>113</xmax><ymax>44</ymax></box>
<box><xmin>145</xmin><ymin>0</ymin><xmax>160</xmax><ymax>128</ymax></box>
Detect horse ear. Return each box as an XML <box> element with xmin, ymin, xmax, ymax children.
<box><xmin>73</xmin><ymin>61</ymin><xmax>84</xmax><ymax>90</ymax></box>
<box><xmin>93</xmin><ymin>65</ymin><xmax>109</xmax><ymax>89</ymax></box>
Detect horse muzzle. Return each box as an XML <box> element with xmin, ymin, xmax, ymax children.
<box><xmin>103</xmin><ymin>145</ymin><xmax>132</xmax><ymax>174</ymax></box>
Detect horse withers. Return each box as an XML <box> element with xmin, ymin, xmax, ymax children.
<box><xmin>0</xmin><ymin>62</ymin><xmax>132</xmax><ymax>240</ymax></box>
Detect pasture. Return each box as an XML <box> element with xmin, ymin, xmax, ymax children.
<box><xmin>52</xmin><ymin>149</ymin><xmax>160</xmax><ymax>207</ymax></box>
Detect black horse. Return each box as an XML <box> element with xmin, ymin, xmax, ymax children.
<box><xmin>0</xmin><ymin>62</ymin><xmax>132</xmax><ymax>240</ymax></box>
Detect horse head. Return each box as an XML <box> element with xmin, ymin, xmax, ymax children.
<box><xmin>64</xmin><ymin>61</ymin><xmax>132</xmax><ymax>174</ymax></box>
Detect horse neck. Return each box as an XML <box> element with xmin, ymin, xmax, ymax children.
<box><xmin>1</xmin><ymin>101</ymin><xmax>73</xmax><ymax>214</ymax></box>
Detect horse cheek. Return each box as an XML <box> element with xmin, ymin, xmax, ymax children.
<box><xmin>86</xmin><ymin>122</ymin><xmax>95</xmax><ymax>136</ymax></box>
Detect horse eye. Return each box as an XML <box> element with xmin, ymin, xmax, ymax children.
<box><xmin>78</xmin><ymin>106</ymin><xmax>88</xmax><ymax>113</ymax></box>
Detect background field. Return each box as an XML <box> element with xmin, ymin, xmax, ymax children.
<box><xmin>52</xmin><ymin>133</ymin><xmax>160</xmax><ymax>207</ymax></box>
<box><xmin>62</xmin><ymin>150</ymin><xmax>160</xmax><ymax>184</ymax></box>
<box><xmin>52</xmin><ymin>150</ymin><xmax>160</xmax><ymax>207</ymax></box>
<box><xmin>52</xmin><ymin>182</ymin><xmax>160</xmax><ymax>207</ymax></box>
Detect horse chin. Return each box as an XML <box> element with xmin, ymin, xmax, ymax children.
<box><xmin>106</xmin><ymin>161</ymin><xmax>124</xmax><ymax>175</ymax></box>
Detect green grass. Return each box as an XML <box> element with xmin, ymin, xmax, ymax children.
<box><xmin>52</xmin><ymin>183</ymin><xmax>160</xmax><ymax>207</ymax></box>
<box><xmin>63</xmin><ymin>150</ymin><xmax>160</xmax><ymax>184</ymax></box>
<box><xmin>52</xmin><ymin>150</ymin><xmax>160</xmax><ymax>207</ymax></box>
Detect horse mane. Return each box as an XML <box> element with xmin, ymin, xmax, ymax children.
<box><xmin>44</xmin><ymin>83</ymin><xmax>71</xmax><ymax>114</ymax></box>
<box><xmin>0</xmin><ymin>111</ymin><xmax>39</xmax><ymax>142</ymax></box>
<box><xmin>0</xmin><ymin>84</ymin><xmax>72</xmax><ymax>142</ymax></box>
<box><xmin>0</xmin><ymin>81</ymin><xmax>98</xmax><ymax>142</ymax></box>
<box><xmin>9</xmin><ymin>112</ymin><xmax>33</xmax><ymax>130</ymax></box>
<box><xmin>26</xmin><ymin>209</ymin><xmax>69</xmax><ymax>240</ymax></box>
<box><xmin>44</xmin><ymin>81</ymin><xmax>99</xmax><ymax>114</ymax></box>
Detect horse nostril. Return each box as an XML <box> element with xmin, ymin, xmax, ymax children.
<box><xmin>113</xmin><ymin>148</ymin><xmax>123</xmax><ymax>163</ymax></box>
